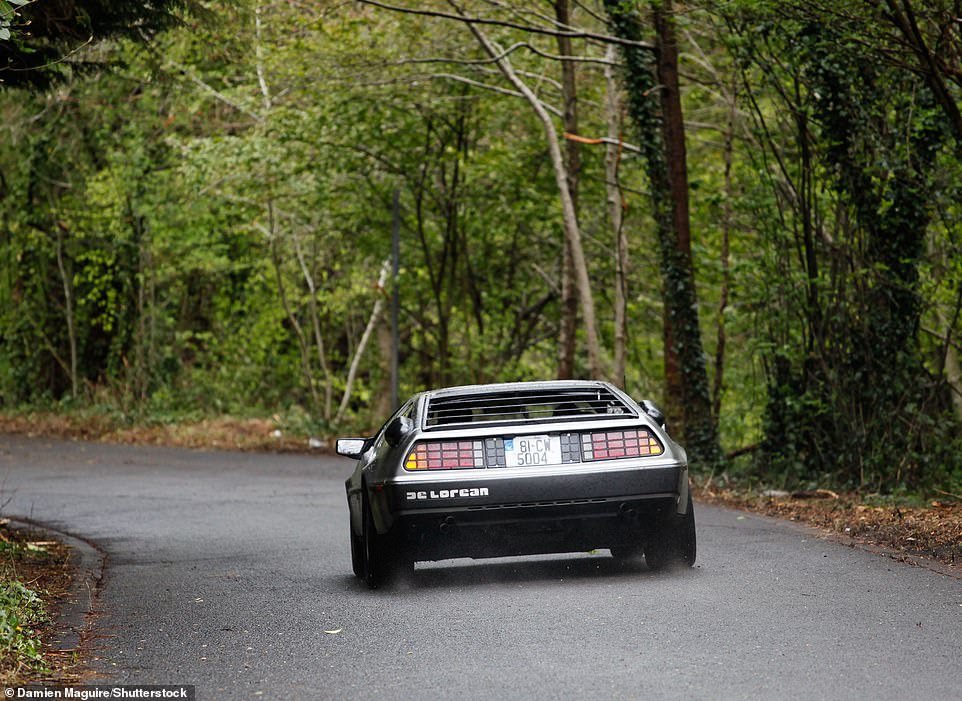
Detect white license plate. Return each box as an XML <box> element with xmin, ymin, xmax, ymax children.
<box><xmin>504</xmin><ymin>435</ymin><xmax>561</xmax><ymax>467</ymax></box>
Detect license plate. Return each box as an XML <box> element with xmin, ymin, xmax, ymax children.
<box><xmin>504</xmin><ymin>435</ymin><xmax>561</xmax><ymax>467</ymax></box>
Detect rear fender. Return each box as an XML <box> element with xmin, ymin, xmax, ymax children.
<box><xmin>364</xmin><ymin>480</ymin><xmax>397</xmax><ymax>536</ymax></box>
<box><xmin>346</xmin><ymin>481</ymin><xmax>364</xmax><ymax>537</ymax></box>
<box><xmin>677</xmin><ymin>467</ymin><xmax>691</xmax><ymax>515</ymax></box>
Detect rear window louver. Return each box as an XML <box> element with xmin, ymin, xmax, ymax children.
<box><xmin>424</xmin><ymin>387</ymin><xmax>636</xmax><ymax>429</ymax></box>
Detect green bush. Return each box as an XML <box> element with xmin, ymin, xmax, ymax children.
<box><xmin>0</xmin><ymin>579</ymin><xmax>48</xmax><ymax>680</ymax></box>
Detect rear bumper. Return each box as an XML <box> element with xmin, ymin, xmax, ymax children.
<box><xmin>373</xmin><ymin>463</ymin><xmax>687</xmax><ymax>561</ymax></box>
<box><xmin>396</xmin><ymin>493</ymin><xmax>677</xmax><ymax>561</ymax></box>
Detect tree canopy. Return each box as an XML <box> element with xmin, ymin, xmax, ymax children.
<box><xmin>0</xmin><ymin>0</ymin><xmax>196</xmax><ymax>87</ymax></box>
<box><xmin>2</xmin><ymin>0</ymin><xmax>961</xmax><ymax>493</ymax></box>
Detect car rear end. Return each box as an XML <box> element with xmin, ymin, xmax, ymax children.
<box><xmin>375</xmin><ymin>381</ymin><xmax>690</xmax><ymax>561</ymax></box>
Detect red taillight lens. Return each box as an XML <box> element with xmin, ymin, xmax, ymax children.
<box><xmin>405</xmin><ymin>440</ymin><xmax>484</xmax><ymax>470</ymax></box>
<box><xmin>581</xmin><ymin>429</ymin><xmax>662</xmax><ymax>461</ymax></box>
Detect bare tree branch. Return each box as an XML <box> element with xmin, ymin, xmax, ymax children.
<box><xmin>430</xmin><ymin>72</ymin><xmax>564</xmax><ymax>116</ymax></box>
<box><xmin>254</xmin><ymin>4</ymin><xmax>273</xmax><ymax>113</ymax></box>
<box><xmin>564</xmin><ymin>131</ymin><xmax>641</xmax><ymax>153</ymax></box>
<box><xmin>449</xmin><ymin>0</ymin><xmax>608</xmax><ymax>378</ymax></box>
<box><xmin>572</xmin><ymin>0</ymin><xmax>609</xmax><ymax>27</ymax></box>
<box><xmin>470</xmin><ymin>64</ymin><xmax>564</xmax><ymax>92</ymax></box>
<box><xmin>357</xmin><ymin>0</ymin><xmax>654</xmax><ymax>49</ymax></box>
<box><xmin>178</xmin><ymin>68</ymin><xmax>262</xmax><ymax>121</ymax></box>
<box><xmin>387</xmin><ymin>41</ymin><xmax>620</xmax><ymax>67</ymax></box>
<box><xmin>335</xmin><ymin>260</ymin><xmax>391</xmax><ymax>424</ymax></box>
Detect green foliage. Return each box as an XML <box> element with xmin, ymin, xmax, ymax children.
<box><xmin>2</xmin><ymin>0</ymin><xmax>962</xmax><ymax>495</ymax></box>
<box><xmin>0</xmin><ymin>1</ymin><xmax>594</xmax><ymax>429</ymax></box>
<box><xmin>604</xmin><ymin>0</ymin><xmax>722</xmax><ymax>469</ymax></box>
<box><xmin>0</xmin><ymin>576</ymin><xmax>49</xmax><ymax>678</ymax></box>
<box><xmin>0</xmin><ymin>0</ymin><xmax>196</xmax><ymax>88</ymax></box>
<box><xmin>723</xmin><ymin>0</ymin><xmax>962</xmax><ymax>490</ymax></box>
<box><xmin>0</xmin><ymin>1</ymin><xmax>28</xmax><ymax>42</ymax></box>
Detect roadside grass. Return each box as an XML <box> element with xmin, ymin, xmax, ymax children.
<box><xmin>0</xmin><ymin>523</ymin><xmax>67</xmax><ymax>685</ymax></box>
<box><xmin>0</xmin><ymin>581</ymin><xmax>47</xmax><ymax>684</ymax></box>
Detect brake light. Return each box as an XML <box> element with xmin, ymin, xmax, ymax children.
<box><xmin>405</xmin><ymin>440</ymin><xmax>484</xmax><ymax>470</ymax></box>
<box><xmin>581</xmin><ymin>429</ymin><xmax>662</xmax><ymax>461</ymax></box>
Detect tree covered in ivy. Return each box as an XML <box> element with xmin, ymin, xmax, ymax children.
<box><xmin>728</xmin><ymin>2</ymin><xmax>962</xmax><ymax>489</ymax></box>
<box><xmin>604</xmin><ymin>0</ymin><xmax>722</xmax><ymax>469</ymax></box>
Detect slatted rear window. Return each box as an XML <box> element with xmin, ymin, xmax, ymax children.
<box><xmin>425</xmin><ymin>386</ymin><xmax>636</xmax><ymax>428</ymax></box>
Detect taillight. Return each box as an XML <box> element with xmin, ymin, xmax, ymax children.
<box><xmin>405</xmin><ymin>440</ymin><xmax>484</xmax><ymax>470</ymax></box>
<box><xmin>581</xmin><ymin>429</ymin><xmax>662</xmax><ymax>461</ymax></box>
<box><xmin>405</xmin><ymin>429</ymin><xmax>661</xmax><ymax>470</ymax></box>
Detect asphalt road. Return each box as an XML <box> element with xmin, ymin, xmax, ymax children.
<box><xmin>2</xmin><ymin>435</ymin><xmax>960</xmax><ymax>700</ymax></box>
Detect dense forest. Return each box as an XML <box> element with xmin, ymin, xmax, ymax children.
<box><xmin>2</xmin><ymin>0</ymin><xmax>962</xmax><ymax>493</ymax></box>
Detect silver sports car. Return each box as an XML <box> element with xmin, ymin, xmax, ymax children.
<box><xmin>338</xmin><ymin>380</ymin><xmax>695</xmax><ymax>587</ymax></box>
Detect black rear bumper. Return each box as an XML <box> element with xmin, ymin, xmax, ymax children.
<box><xmin>377</xmin><ymin>464</ymin><xmax>685</xmax><ymax>561</ymax></box>
<box><xmin>394</xmin><ymin>493</ymin><xmax>677</xmax><ymax>561</ymax></box>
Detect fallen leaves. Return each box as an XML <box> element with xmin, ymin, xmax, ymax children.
<box><xmin>0</xmin><ymin>412</ymin><xmax>331</xmax><ymax>454</ymax></box>
<box><xmin>696</xmin><ymin>485</ymin><xmax>962</xmax><ymax>569</ymax></box>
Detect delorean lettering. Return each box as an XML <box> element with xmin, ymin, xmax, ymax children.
<box><xmin>406</xmin><ymin>487</ymin><xmax>490</xmax><ymax>501</ymax></box>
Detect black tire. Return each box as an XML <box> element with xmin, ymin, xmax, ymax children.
<box><xmin>645</xmin><ymin>493</ymin><xmax>697</xmax><ymax>571</ymax></box>
<box><xmin>361</xmin><ymin>492</ymin><xmax>415</xmax><ymax>588</ymax></box>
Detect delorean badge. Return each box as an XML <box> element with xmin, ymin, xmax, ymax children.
<box><xmin>406</xmin><ymin>487</ymin><xmax>490</xmax><ymax>501</ymax></box>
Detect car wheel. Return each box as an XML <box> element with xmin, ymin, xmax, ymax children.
<box><xmin>645</xmin><ymin>493</ymin><xmax>697</xmax><ymax>571</ymax></box>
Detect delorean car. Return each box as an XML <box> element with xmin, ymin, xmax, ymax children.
<box><xmin>338</xmin><ymin>380</ymin><xmax>695</xmax><ymax>587</ymax></box>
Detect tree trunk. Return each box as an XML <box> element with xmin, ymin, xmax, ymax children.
<box><xmin>55</xmin><ymin>223</ymin><xmax>78</xmax><ymax>399</ymax></box>
<box><xmin>605</xmin><ymin>44</ymin><xmax>628</xmax><ymax>389</ymax></box>
<box><xmin>713</xmin><ymin>77</ymin><xmax>737</xmax><ymax>421</ymax></box>
<box><xmin>944</xmin><ymin>339</ymin><xmax>962</xmax><ymax>425</ymax></box>
<box><xmin>604</xmin><ymin>0</ymin><xmax>721</xmax><ymax>467</ymax></box>
<box><xmin>461</xmin><ymin>13</ymin><xmax>607</xmax><ymax>380</ymax></box>
<box><xmin>335</xmin><ymin>261</ymin><xmax>390</xmax><ymax>424</ymax></box>
<box><xmin>266</xmin><ymin>205</ymin><xmax>319</xmax><ymax>411</ymax></box>
<box><xmin>293</xmin><ymin>233</ymin><xmax>333</xmax><ymax>421</ymax></box>
<box><xmin>373</xmin><ymin>318</ymin><xmax>395</xmax><ymax>421</ymax></box>
<box><xmin>554</xmin><ymin>0</ymin><xmax>581</xmax><ymax>380</ymax></box>
<box><xmin>558</xmin><ymin>241</ymin><xmax>578</xmax><ymax>379</ymax></box>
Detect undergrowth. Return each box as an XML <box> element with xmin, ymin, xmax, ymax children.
<box><xmin>0</xmin><ymin>539</ymin><xmax>50</xmax><ymax>683</ymax></box>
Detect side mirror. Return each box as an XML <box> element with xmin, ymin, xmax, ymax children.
<box><xmin>336</xmin><ymin>438</ymin><xmax>369</xmax><ymax>459</ymax></box>
<box><xmin>384</xmin><ymin>416</ymin><xmax>414</xmax><ymax>447</ymax></box>
<box><xmin>641</xmin><ymin>400</ymin><xmax>668</xmax><ymax>432</ymax></box>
